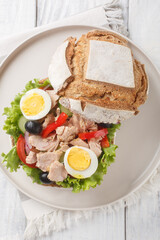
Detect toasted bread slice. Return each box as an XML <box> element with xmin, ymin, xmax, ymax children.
<box><xmin>48</xmin><ymin>37</ymin><xmax>76</xmax><ymax>93</ymax></box>
<box><xmin>59</xmin><ymin>97</ymin><xmax>134</xmax><ymax>124</ymax></box>
<box><xmin>49</xmin><ymin>30</ymin><xmax>148</xmax><ymax>123</ymax></box>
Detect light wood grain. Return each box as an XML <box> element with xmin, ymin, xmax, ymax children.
<box><xmin>128</xmin><ymin>0</ymin><xmax>160</xmax><ymax>69</ymax></box>
<box><xmin>37</xmin><ymin>0</ymin><xmax>128</xmax><ymax>27</ymax></box>
<box><xmin>126</xmin><ymin>194</ymin><xmax>160</xmax><ymax>240</ymax></box>
<box><xmin>0</xmin><ymin>0</ymin><xmax>36</xmax><ymax>38</ymax></box>
<box><xmin>127</xmin><ymin>1</ymin><xmax>160</xmax><ymax>239</ymax></box>
<box><xmin>0</xmin><ymin>172</ymin><xmax>26</xmax><ymax>239</ymax></box>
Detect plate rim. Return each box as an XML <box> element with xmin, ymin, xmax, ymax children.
<box><xmin>0</xmin><ymin>24</ymin><xmax>160</xmax><ymax>210</ymax></box>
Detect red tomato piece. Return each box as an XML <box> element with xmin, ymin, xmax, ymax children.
<box><xmin>101</xmin><ymin>135</ymin><xmax>110</xmax><ymax>148</ymax></box>
<box><xmin>78</xmin><ymin>128</ymin><xmax>108</xmax><ymax>140</ymax></box>
<box><xmin>16</xmin><ymin>134</ymin><xmax>37</xmax><ymax>168</ymax></box>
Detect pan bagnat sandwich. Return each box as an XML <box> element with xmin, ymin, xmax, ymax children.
<box><xmin>49</xmin><ymin>30</ymin><xmax>148</xmax><ymax>123</ymax></box>
<box><xmin>1</xmin><ymin>30</ymin><xmax>148</xmax><ymax>193</ymax></box>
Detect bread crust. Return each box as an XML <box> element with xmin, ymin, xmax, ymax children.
<box><xmin>59</xmin><ymin>97</ymin><xmax>135</xmax><ymax>124</ymax></box>
<box><xmin>58</xmin><ymin>30</ymin><xmax>148</xmax><ymax>112</ymax></box>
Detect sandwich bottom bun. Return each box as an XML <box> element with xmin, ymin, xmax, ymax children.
<box><xmin>59</xmin><ymin>97</ymin><xmax>135</xmax><ymax>124</ymax></box>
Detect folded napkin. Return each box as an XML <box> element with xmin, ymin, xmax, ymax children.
<box><xmin>0</xmin><ymin>0</ymin><xmax>127</xmax><ymax>62</ymax></box>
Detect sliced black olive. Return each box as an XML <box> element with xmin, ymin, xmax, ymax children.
<box><xmin>40</xmin><ymin>172</ymin><xmax>52</xmax><ymax>184</ymax></box>
<box><xmin>25</xmin><ymin>121</ymin><xmax>42</xmax><ymax>134</ymax></box>
<box><xmin>98</xmin><ymin>123</ymin><xmax>113</xmax><ymax>128</ymax></box>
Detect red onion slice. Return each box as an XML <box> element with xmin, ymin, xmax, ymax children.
<box><xmin>24</xmin><ymin>131</ymin><xmax>32</xmax><ymax>155</ymax></box>
<box><xmin>43</xmin><ymin>84</ymin><xmax>51</xmax><ymax>91</ymax></box>
<box><xmin>25</xmin><ymin>144</ymin><xmax>30</xmax><ymax>155</ymax></box>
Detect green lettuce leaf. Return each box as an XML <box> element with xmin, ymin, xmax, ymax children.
<box><xmin>3</xmin><ymin>78</ymin><xmax>51</xmax><ymax>143</ymax></box>
<box><xmin>1</xmin><ymin>146</ymin><xmax>21</xmax><ymax>172</ymax></box>
<box><xmin>107</xmin><ymin>123</ymin><xmax>121</xmax><ymax>144</ymax></box>
<box><xmin>2</xmin><ymin>78</ymin><xmax>50</xmax><ymax>182</ymax></box>
<box><xmin>22</xmin><ymin>165</ymin><xmax>42</xmax><ymax>184</ymax></box>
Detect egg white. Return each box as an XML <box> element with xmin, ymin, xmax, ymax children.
<box><xmin>64</xmin><ymin>146</ymin><xmax>98</xmax><ymax>179</ymax></box>
<box><xmin>20</xmin><ymin>89</ymin><xmax>52</xmax><ymax>120</ymax></box>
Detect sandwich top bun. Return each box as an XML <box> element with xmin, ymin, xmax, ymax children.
<box><xmin>48</xmin><ymin>30</ymin><xmax>148</xmax><ymax>123</ymax></box>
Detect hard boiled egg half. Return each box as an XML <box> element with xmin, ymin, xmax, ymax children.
<box><xmin>20</xmin><ymin>89</ymin><xmax>51</xmax><ymax>120</ymax></box>
<box><xmin>64</xmin><ymin>146</ymin><xmax>98</xmax><ymax>179</ymax></box>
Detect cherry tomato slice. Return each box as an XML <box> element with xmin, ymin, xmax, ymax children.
<box><xmin>101</xmin><ymin>135</ymin><xmax>110</xmax><ymax>148</ymax></box>
<box><xmin>16</xmin><ymin>134</ymin><xmax>37</xmax><ymax>168</ymax></box>
<box><xmin>78</xmin><ymin>128</ymin><xmax>108</xmax><ymax>140</ymax></box>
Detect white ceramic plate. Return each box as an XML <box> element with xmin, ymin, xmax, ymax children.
<box><xmin>0</xmin><ymin>25</ymin><xmax>160</xmax><ymax>210</ymax></box>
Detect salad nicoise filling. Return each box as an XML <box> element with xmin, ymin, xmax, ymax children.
<box><xmin>2</xmin><ymin>78</ymin><xmax>120</xmax><ymax>192</ymax></box>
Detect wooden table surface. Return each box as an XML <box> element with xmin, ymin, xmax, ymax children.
<box><xmin>0</xmin><ymin>0</ymin><xmax>160</xmax><ymax>240</ymax></box>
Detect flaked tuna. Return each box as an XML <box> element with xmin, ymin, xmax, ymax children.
<box><xmin>42</xmin><ymin>113</ymin><xmax>55</xmax><ymax>129</ymax></box>
<box><xmin>29</xmin><ymin>134</ymin><xmax>56</xmax><ymax>151</ymax></box>
<box><xmin>36</xmin><ymin>151</ymin><xmax>62</xmax><ymax>171</ymax></box>
<box><xmin>68</xmin><ymin>114</ymin><xmax>98</xmax><ymax>133</ymax></box>
<box><xmin>48</xmin><ymin>161</ymin><xmax>67</xmax><ymax>182</ymax></box>
<box><xmin>46</xmin><ymin>90</ymin><xmax>59</xmax><ymax>108</ymax></box>
<box><xmin>70</xmin><ymin>138</ymin><xmax>89</xmax><ymax>148</ymax></box>
<box><xmin>88</xmin><ymin>138</ymin><xmax>102</xmax><ymax>157</ymax></box>
<box><xmin>26</xmin><ymin>151</ymin><xmax>37</xmax><ymax>164</ymax></box>
<box><xmin>56</xmin><ymin>126</ymin><xmax>76</xmax><ymax>142</ymax></box>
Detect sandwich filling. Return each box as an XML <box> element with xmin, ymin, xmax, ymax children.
<box><xmin>2</xmin><ymin>79</ymin><xmax>120</xmax><ymax>193</ymax></box>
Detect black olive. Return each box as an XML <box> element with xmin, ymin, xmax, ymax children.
<box><xmin>99</xmin><ymin>123</ymin><xmax>113</xmax><ymax>128</ymax></box>
<box><xmin>25</xmin><ymin>121</ymin><xmax>42</xmax><ymax>134</ymax></box>
<box><xmin>40</xmin><ymin>172</ymin><xmax>52</xmax><ymax>184</ymax></box>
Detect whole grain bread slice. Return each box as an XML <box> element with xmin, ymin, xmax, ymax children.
<box><xmin>59</xmin><ymin>30</ymin><xmax>148</xmax><ymax>112</ymax></box>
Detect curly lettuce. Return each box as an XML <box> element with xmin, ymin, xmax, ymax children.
<box><xmin>22</xmin><ymin>165</ymin><xmax>42</xmax><ymax>184</ymax></box>
<box><xmin>2</xmin><ymin>78</ymin><xmax>51</xmax><ymax>143</ymax></box>
<box><xmin>1</xmin><ymin>146</ymin><xmax>21</xmax><ymax>172</ymax></box>
<box><xmin>1</xmin><ymin>78</ymin><xmax>50</xmax><ymax>183</ymax></box>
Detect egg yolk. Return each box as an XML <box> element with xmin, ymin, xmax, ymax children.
<box><xmin>67</xmin><ymin>148</ymin><xmax>91</xmax><ymax>171</ymax></box>
<box><xmin>21</xmin><ymin>93</ymin><xmax>45</xmax><ymax>116</ymax></box>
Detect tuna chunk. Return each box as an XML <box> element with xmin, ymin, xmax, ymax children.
<box><xmin>46</xmin><ymin>90</ymin><xmax>59</xmax><ymax>108</ymax></box>
<box><xmin>69</xmin><ymin>114</ymin><xmax>97</xmax><ymax>133</ymax></box>
<box><xmin>88</xmin><ymin>139</ymin><xmax>102</xmax><ymax>157</ymax></box>
<box><xmin>36</xmin><ymin>151</ymin><xmax>62</xmax><ymax>171</ymax></box>
<box><xmin>85</xmin><ymin>120</ymin><xmax>98</xmax><ymax>131</ymax></box>
<box><xmin>56</xmin><ymin>126</ymin><xmax>76</xmax><ymax>142</ymax></box>
<box><xmin>29</xmin><ymin>134</ymin><xmax>56</xmax><ymax>151</ymax></box>
<box><xmin>59</xmin><ymin>142</ymin><xmax>70</xmax><ymax>152</ymax></box>
<box><xmin>56</xmin><ymin>126</ymin><xmax>65</xmax><ymax>135</ymax></box>
<box><xmin>48</xmin><ymin>139</ymin><xmax>59</xmax><ymax>152</ymax></box>
<box><xmin>42</xmin><ymin>113</ymin><xmax>55</xmax><ymax>129</ymax></box>
<box><xmin>48</xmin><ymin>161</ymin><xmax>67</xmax><ymax>182</ymax></box>
<box><xmin>70</xmin><ymin>138</ymin><xmax>89</xmax><ymax>148</ymax></box>
<box><xmin>26</xmin><ymin>151</ymin><xmax>37</xmax><ymax>164</ymax></box>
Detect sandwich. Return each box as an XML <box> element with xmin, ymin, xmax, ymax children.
<box><xmin>1</xmin><ymin>30</ymin><xmax>148</xmax><ymax>193</ymax></box>
<box><xmin>48</xmin><ymin>30</ymin><xmax>148</xmax><ymax>123</ymax></box>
